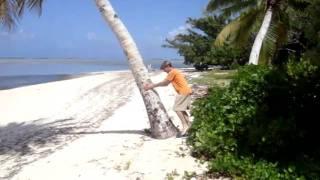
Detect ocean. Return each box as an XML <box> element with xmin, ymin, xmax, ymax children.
<box><xmin>0</xmin><ymin>58</ymin><xmax>189</xmax><ymax>90</ymax></box>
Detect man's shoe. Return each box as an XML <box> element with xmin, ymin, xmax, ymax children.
<box><xmin>176</xmin><ymin>131</ymin><xmax>188</xmax><ymax>138</ymax></box>
<box><xmin>143</xmin><ymin>128</ymin><xmax>152</xmax><ymax>135</ymax></box>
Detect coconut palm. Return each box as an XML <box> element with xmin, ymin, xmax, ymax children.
<box><xmin>207</xmin><ymin>0</ymin><xmax>288</xmax><ymax>65</ymax></box>
<box><xmin>0</xmin><ymin>0</ymin><xmax>179</xmax><ymax>139</ymax></box>
<box><xmin>94</xmin><ymin>0</ymin><xmax>178</xmax><ymax>138</ymax></box>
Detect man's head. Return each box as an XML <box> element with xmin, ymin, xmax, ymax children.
<box><xmin>160</xmin><ymin>60</ymin><xmax>173</xmax><ymax>73</ymax></box>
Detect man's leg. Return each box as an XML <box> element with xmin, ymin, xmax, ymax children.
<box><xmin>174</xmin><ymin>95</ymin><xmax>192</xmax><ymax>135</ymax></box>
<box><xmin>181</xmin><ymin>111</ymin><xmax>192</xmax><ymax>127</ymax></box>
<box><xmin>176</xmin><ymin>111</ymin><xmax>190</xmax><ymax>134</ymax></box>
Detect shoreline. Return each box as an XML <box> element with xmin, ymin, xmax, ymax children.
<box><xmin>0</xmin><ymin>70</ymin><xmax>131</xmax><ymax>91</ymax></box>
<box><xmin>0</xmin><ymin>68</ymin><xmax>194</xmax><ymax>91</ymax></box>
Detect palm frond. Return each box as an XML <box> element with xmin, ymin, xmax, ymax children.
<box><xmin>214</xmin><ymin>19</ymin><xmax>240</xmax><ymax>46</ymax></box>
<box><xmin>26</xmin><ymin>0</ymin><xmax>43</xmax><ymax>15</ymax></box>
<box><xmin>220</xmin><ymin>0</ymin><xmax>258</xmax><ymax>18</ymax></box>
<box><xmin>16</xmin><ymin>0</ymin><xmax>25</xmax><ymax>16</ymax></box>
<box><xmin>259</xmin><ymin>31</ymin><xmax>276</xmax><ymax>65</ymax></box>
<box><xmin>15</xmin><ymin>0</ymin><xmax>43</xmax><ymax>16</ymax></box>
<box><xmin>0</xmin><ymin>0</ymin><xmax>43</xmax><ymax>29</ymax></box>
<box><xmin>0</xmin><ymin>0</ymin><xmax>17</xmax><ymax>29</ymax></box>
<box><xmin>214</xmin><ymin>8</ymin><xmax>263</xmax><ymax>47</ymax></box>
<box><xmin>259</xmin><ymin>21</ymin><xmax>288</xmax><ymax>64</ymax></box>
<box><xmin>288</xmin><ymin>0</ymin><xmax>310</xmax><ymax>11</ymax></box>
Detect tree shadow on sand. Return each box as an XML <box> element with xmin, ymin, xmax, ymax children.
<box><xmin>0</xmin><ymin>118</ymin><xmax>75</xmax><ymax>156</ymax></box>
<box><xmin>0</xmin><ymin>118</ymin><xmax>85</xmax><ymax>179</ymax></box>
<box><xmin>64</xmin><ymin>130</ymin><xmax>148</xmax><ymax>136</ymax></box>
<box><xmin>0</xmin><ymin>118</ymin><xmax>150</xmax><ymax>179</ymax></box>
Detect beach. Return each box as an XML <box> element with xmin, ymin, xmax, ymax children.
<box><xmin>0</xmin><ymin>70</ymin><xmax>207</xmax><ymax>179</ymax></box>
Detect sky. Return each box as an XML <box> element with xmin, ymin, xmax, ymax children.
<box><xmin>0</xmin><ymin>0</ymin><xmax>209</xmax><ymax>60</ymax></box>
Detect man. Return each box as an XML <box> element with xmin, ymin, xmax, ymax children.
<box><xmin>144</xmin><ymin>61</ymin><xmax>192</xmax><ymax>136</ymax></box>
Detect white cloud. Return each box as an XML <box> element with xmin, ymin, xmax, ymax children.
<box><xmin>167</xmin><ymin>24</ymin><xmax>191</xmax><ymax>40</ymax></box>
<box><xmin>87</xmin><ymin>32</ymin><xmax>97</xmax><ymax>41</ymax></box>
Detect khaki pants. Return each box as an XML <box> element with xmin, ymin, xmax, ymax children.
<box><xmin>173</xmin><ymin>94</ymin><xmax>191</xmax><ymax>111</ymax></box>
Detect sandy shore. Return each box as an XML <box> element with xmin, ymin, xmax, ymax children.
<box><xmin>0</xmin><ymin>70</ymin><xmax>207</xmax><ymax>179</ymax></box>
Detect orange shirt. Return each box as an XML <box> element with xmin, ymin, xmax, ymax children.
<box><xmin>166</xmin><ymin>69</ymin><xmax>192</xmax><ymax>95</ymax></box>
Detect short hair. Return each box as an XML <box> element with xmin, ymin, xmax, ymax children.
<box><xmin>160</xmin><ymin>60</ymin><xmax>172</xmax><ymax>70</ymax></box>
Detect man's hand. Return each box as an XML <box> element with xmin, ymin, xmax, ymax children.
<box><xmin>144</xmin><ymin>83</ymin><xmax>155</xmax><ymax>91</ymax></box>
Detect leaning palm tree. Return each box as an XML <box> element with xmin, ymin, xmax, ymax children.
<box><xmin>207</xmin><ymin>0</ymin><xmax>288</xmax><ymax>65</ymax></box>
<box><xmin>0</xmin><ymin>0</ymin><xmax>179</xmax><ymax>139</ymax></box>
<box><xmin>94</xmin><ymin>0</ymin><xmax>178</xmax><ymax>138</ymax></box>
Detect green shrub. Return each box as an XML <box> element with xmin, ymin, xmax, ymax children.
<box><xmin>210</xmin><ymin>153</ymin><xmax>304</xmax><ymax>180</ymax></box>
<box><xmin>188</xmin><ymin>62</ymin><xmax>320</xmax><ymax>179</ymax></box>
<box><xmin>188</xmin><ymin>65</ymin><xmax>272</xmax><ymax>157</ymax></box>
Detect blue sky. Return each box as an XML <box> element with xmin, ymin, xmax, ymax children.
<box><xmin>0</xmin><ymin>0</ymin><xmax>208</xmax><ymax>60</ymax></box>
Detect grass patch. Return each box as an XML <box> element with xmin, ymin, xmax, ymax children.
<box><xmin>190</xmin><ymin>70</ymin><xmax>236</xmax><ymax>87</ymax></box>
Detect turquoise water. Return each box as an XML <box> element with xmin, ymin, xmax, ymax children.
<box><xmin>0</xmin><ymin>58</ymin><xmax>188</xmax><ymax>89</ymax></box>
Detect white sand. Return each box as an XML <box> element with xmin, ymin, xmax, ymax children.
<box><xmin>0</xmin><ymin>71</ymin><xmax>207</xmax><ymax>180</ymax></box>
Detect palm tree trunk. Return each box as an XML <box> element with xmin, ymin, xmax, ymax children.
<box><xmin>249</xmin><ymin>7</ymin><xmax>273</xmax><ymax>65</ymax></box>
<box><xmin>94</xmin><ymin>0</ymin><xmax>178</xmax><ymax>139</ymax></box>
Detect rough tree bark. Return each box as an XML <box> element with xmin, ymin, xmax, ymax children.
<box><xmin>249</xmin><ymin>7</ymin><xmax>273</xmax><ymax>65</ymax></box>
<box><xmin>95</xmin><ymin>0</ymin><xmax>178</xmax><ymax>139</ymax></box>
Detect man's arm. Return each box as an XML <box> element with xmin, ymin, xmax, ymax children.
<box><xmin>144</xmin><ymin>79</ymin><xmax>170</xmax><ymax>90</ymax></box>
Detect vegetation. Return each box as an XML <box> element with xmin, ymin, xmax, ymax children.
<box><xmin>188</xmin><ymin>62</ymin><xmax>320</xmax><ymax>179</ymax></box>
<box><xmin>163</xmin><ymin>16</ymin><xmax>249</xmax><ymax>70</ymax></box>
<box><xmin>206</xmin><ymin>0</ymin><xmax>291</xmax><ymax>65</ymax></box>
<box><xmin>167</xmin><ymin>0</ymin><xmax>320</xmax><ymax>69</ymax></box>
<box><xmin>186</xmin><ymin>1</ymin><xmax>320</xmax><ymax>178</ymax></box>
<box><xmin>285</xmin><ymin>0</ymin><xmax>320</xmax><ymax>65</ymax></box>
